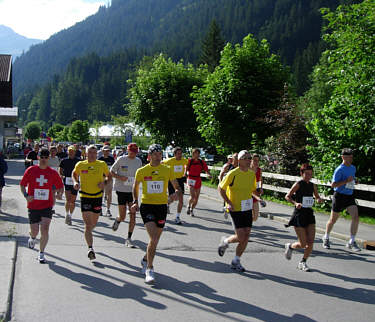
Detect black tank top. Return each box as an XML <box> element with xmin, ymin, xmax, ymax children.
<box><xmin>295</xmin><ymin>180</ymin><xmax>314</xmax><ymax>204</ymax></box>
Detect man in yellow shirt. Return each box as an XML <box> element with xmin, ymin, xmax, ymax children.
<box><xmin>132</xmin><ymin>144</ymin><xmax>180</xmax><ymax>284</ymax></box>
<box><xmin>217</xmin><ymin>150</ymin><xmax>259</xmax><ymax>272</ymax></box>
<box><xmin>72</xmin><ymin>145</ymin><xmax>110</xmax><ymax>261</ymax></box>
<box><xmin>162</xmin><ymin>147</ymin><xmax>188</xmax><ymax>224</ymax></box>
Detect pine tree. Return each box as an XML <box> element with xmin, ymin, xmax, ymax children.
<box><xmin>200</xmin><ymin>19</ymin><xmax>225</xmax><ymax>72</ymax></box>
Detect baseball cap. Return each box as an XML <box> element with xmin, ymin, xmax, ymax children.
<box><xmin>238</xmin><ymin>150</ymin><xmax>250</xmax><ymax>160</ymax></box>
<box><xmin>127</xmin><ymin>143</ymin><xmax>139</xmax><ymax>153</ymax></box>
<box><xmin>227</xmin><ymin>154</ymin><xmax>233</xmax><ymax>159</ymax></box>
<box><xmin>103</xmin><ymin>145</ymin><xmax>111</xmax><ymax>151</ymax></box>
<box><xmin>68</xmin><ymin>145</ymin><xmax>75</xmax><ymax>151</ymax></box>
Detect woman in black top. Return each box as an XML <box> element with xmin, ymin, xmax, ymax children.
<box><xmin>284</xmin><ymin>164</ymin><xmax>323</xmax><ymax>271</ymax></box>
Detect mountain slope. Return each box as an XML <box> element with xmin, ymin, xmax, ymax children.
<box><xmin>0</xmin><ymin>25</ymin><xmax>42</xmax><ymax>58</ymax></box>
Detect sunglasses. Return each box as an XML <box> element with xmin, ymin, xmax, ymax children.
<box><xmin>40</xmin><ymin>156</ymin><xmax>49</xmax><ymax>159</ymax></box>
<box><xmin>240</xmin><ymin>157</ymin><xmax>252</xmax><ymax>160</ymax></box>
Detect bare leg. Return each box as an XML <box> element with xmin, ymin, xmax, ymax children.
<box><xmin>347</xmin><ymin>205</ymin><xmax>359</xmax><ymax>236</ymax></box>
<box><xmin>191</xmin><ymin>188</ymin><xmax>201</xmax><ymax>209</ymax></box>
<box><xmin>325</xmin><ymin>211</ymin><xmax>340</xmax><ymax>235</ymax></box>
<box><xmin>144</xmin><ymin>222</ymin><xmax>163</xmax><ymax>268</ymax></box>
<box><xmin>304</xmin><ymin>224</ymin><xmax>316</xmax><ymax>259</ymax></box>
<box><xmin>82</xmin><ymin>212</ymin><xmax>100</xmax><ymax>247</ymax></box>
<box><xmin>30</xmin><ymin>223</ymin><xmax>40</xmax><ymax>239</ymax></box>
<box><xmin>106</xmin><ymin>188</ymin><xmax>112</xmax><ymax>209</ymax></box>
<box><xmin>39</xmin><ymin>217</ymin><xmax>52</xmax><ymax>252</ymax></box>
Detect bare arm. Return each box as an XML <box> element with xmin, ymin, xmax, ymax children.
<box><xmin>331</xmin><ymin>176</ymin><xmax>353</xmax><ymax>188</ymax></box>
<box><xmin>285</xmin><ymin>182</ymin><xmax>301</xmax><ymax>208</ymax></box>
<box><xmin>219</xmin><ymin>164</ymin><xmax>229</xmax><ymax>182</ymax></box>
<box><xmin>131</xmin><ymin>180</ymin><xmax>140</xmax><ymax>212</ymax></box>
<box><xmin>20</xmin><ymin>185</ymin><xmax>34</xmax><ymax>202</ymax></box>
<box><xmin>218</xmin><ymin>186</ymin><xmax>234</xmax><ymax>210</ymax></box>
<box><xmin>313</xmin><ymin>184</ymin><xmax>323</xmax><ymax>203</ymax></box>
<box><xmin>72</xmin><ymin>170</ymin><xmax>80</xmax><ymax>190</ymax></box>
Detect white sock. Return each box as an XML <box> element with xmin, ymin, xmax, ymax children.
<box><xmin>350</xmin><ymin>235</ymin><xmax>355</xmax><ymax>243</ymax></box>
<box><xmin>176</xmin><ymin>213</ymin><xmax>180</xmax><ymax>219</ymax></box>
<box><xmin>224</xmin><ymin>237</ymin><xmax>230</xmax><ymax>244</ymax></box>
<box><xmin>324</xmin><ymin>233</ymin><xmax>330</xmax><ymax>239</ymax></box>
<box><xmin>233</xmin><ymin>255</ymin><xmax>240</xmax><ymax>263</ymax></box>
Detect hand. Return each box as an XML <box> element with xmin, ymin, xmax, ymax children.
<box><xmin>259</xmin><ymin>188</ymin><xmax>264</xmax><ymax>196</ymax></box>
<box><xmin>260</xmin><ymin>200</ymin><xmax>267</xmax><ymax>208</ymax></box>
<box><xmin>295</xmin><ymin>203</ymin><xmax>302</xmax><ymax>209</ymax></box>
<box><xmin>26</xmin><ymin>195</ymin><xmax>34</xmax><ymax>203</ymax></box>
<box><xmin>317</xmin><ymin>198</ymin><xmax>323</xmax><ymax>204</ymax></box>
<box><xmin>346</xmin><ymin>176</ymin><xmax>354</xmax><ymax>183</ymax></box>
<box><xmin>131</xmin><ymin>203</ymin><xmax>139</xmax><ymax>212</ymax></box>
<box><xmin>226</xmin><ymin>201</ymin><xmax>234</xmax><ymax>211</ymax></box>
<box><xmin>207</xmin><ymin>174</ymin><xmax>212</xmax><ymax>179</ymax></box>
<box><xmin>98</xmin><ymin>181</ymin><xmax>105</xmax><ymax>190</ymax></box>
<box><xmin>73</xmin><ymin>183</ymin><xmax>80</xmax><ymax>191</ymax></box>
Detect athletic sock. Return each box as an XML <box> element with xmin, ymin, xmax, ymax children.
<box><xmin>324</xmin><ymin>233</ymin><xmax>330</xmax><ymax>239</ymax></box>
<box><xmin>349</xmin><ymin>235</ymin><xmax>355</xmax><ymax>243</ymax></box>
<box><xmin>233</xmin><ymin>255</ymin><xmax>241</xmax><ymax>263</ymax></box>
<box><xmin>128</xmin><ymin>231</ymin><xmax>133</xmax><ymax>239</ymax></box>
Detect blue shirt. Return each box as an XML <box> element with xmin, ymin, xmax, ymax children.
<box><xmin>332</xmin><ymin>163</ymin><xmax>356</xmax><ymax>195</ymax></box>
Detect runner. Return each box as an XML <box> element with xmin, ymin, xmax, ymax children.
<box><xmin>56</xmin><ymin>144</ymin><xmax>67</xmax><ymax>160</ymax></box>
<box><xmin>74</xmin><ymin>144</ymin><xmax>82</xmax><ymax>160</ymax></box>
<box><xmin>25</xmin><ymin>143</ymin><xmax>39</xmax><ymax>169</ymax></box>
<box><xmin>110</xmin><ymin>143</ymin><xmax>142</xmax><ymax>247</ymax></box>
<box><xmin>132</xmin><ymin>144</ymin><xmax>180</xmax><ymax>284</ymax></box>
<box><xmin>59</xmin><ymin>146</ymin><xmax>80</xmax><ymax>225</ymax></box>
<box><xmin>217</xmin><ymin>150</ymin><xmax>257</xmax><ymax>272</ymax></box>
<box><xmin>99</xmin><ymin>146</ymin><xmax>115</xmax><ymax>216</ymax></box>
<box><xmin>284</xmin><ymin>164</ymin><xmax>323</xmax><ymax>271</ymax></box>
<box><xmin>163</xmin><ymin>147</ymin><xmax>188</xmax><ymax>224</ymax></box>
<box><xmin>72</xmin><ymin>145</ymin><xmax>110</xmax><ymax>260</ymax></box>
<box><xmin>48</xmin><ymin>146</ymin><xmax>60</xmax><ymax>171</ymax></box>
<box><xmin>20</xmin><ymin>148</ymin><xmax>64</xmax><ymax>263</ymax></box>
<box><xmin>250</xmin><ymin>154</ymin><xmax>263</xmax><ymax>220</ymax></box>
<box><xmin>322</xmin><ymin>148</ymin><xmax>361</xmax><ymax>251</ymax></box>
<box><xmin>219</xmin><ymin>153</ymin><xmax>238</xmax><ymax>218</ymax></box>
<box><xmin>184</xmin><ymin>148</ymin><xmax>211</xmax><ymax>217</ymax></box>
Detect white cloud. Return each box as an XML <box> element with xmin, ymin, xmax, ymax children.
<box><xmin>0</xmin><ymin>0</ymin><xmax>106</xmax><ymax>39</ymax></box>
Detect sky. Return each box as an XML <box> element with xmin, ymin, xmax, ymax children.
<box><xmin>0</xmin><ymin>0</ymin><xmax>107</xmax><ymax>40</ymax></box>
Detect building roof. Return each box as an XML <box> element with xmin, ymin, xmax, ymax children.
<box><xmin>0</xmin><ymin>55</ymin><xmax>12</xmax><ymax>82</ymax></box>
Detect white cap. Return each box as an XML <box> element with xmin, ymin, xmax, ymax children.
<box><xmin>238</xmin><ymin>150</ymin><xmax>249</xmax><ymax>160</ymax></box>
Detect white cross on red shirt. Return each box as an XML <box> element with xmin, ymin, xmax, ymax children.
<box><xmin>36</xmin><ymin>175</ymin><xmax>48</xmax><ymax>186</ymax></box>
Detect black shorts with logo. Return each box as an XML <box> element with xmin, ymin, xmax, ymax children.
<box><xmin>28</xmin><ymin>208</ymin><xmax>53</xmax><ymax>224</ymax></box>
<box><xmin>230</xmin><ymin>210</ymin><xmax>253</xmax><ymax>229</ymax></box>
<box><xmin>81</xmin><ymin>197</ymin><xmax>103</xmax><ymax>214</ymax></box>
<box><xmin>168</xmin><ymin>177</ymin><xmax>186</xmax><ymax>195</ymax></box>
<box><xmin>64</xmin><ymin>185</ymin><xmax>78</xmax><ymax>196</ymax></box>
<box><xmin>140</xmin><ymin>204</ymin><xmax>168</xmax><ymax>228</ymax></box>
<box><xmin>332</xmin><ymin>192</ymin><xmax>357</xmax><ymax>213</ymax></box>
<box><xmin>116</xmin><ymin>191</ymin><xmax>133</xmax><ymax>205</ymax></box>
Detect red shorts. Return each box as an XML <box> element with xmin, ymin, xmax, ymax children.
<box><xmin>187</xmin><ymin>177</ymin><xmax>202</xmax><ymax>189</ymax></box>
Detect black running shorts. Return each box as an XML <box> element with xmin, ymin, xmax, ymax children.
<box><xmin>64</xmin><ymin>185</ymin><xmax>78</xmax><ymax>196</ymax></box>
<box><xmin>230</xmin><ymin>210</ymin><xmax>253</xmax><ymax>229</ymax></box>
<box><xmin>332</xmin><ymin>192</ymin><xmax>357</xmax><ymax>213</ymax></box>
<box><xmin>168</xmin><ymin>177</ymin><xmax>186</xmax><ymax>195</ymax></box>
<box><xmin>116</xmin><ymin>191</ymin><xmax>133</xmax><ymax>206</ymax></box>
<box><xmin>287</xmin><ymin>209</ymin><xmax>316</xmax><ymax>228</ymax></box>
<box><xmin>140</xmin><ymin>204</ymin><xmax>168</xmax><ymax>228</ymax></box>
<box><xmin>28</xmin><ymin>208</ymin><xmax>53</xmax><ymax>224</ymax></box>
<box><xmin>81</xmin><ymin>197</ymin><xmax>103</xmax><ymax>214</ymax></box>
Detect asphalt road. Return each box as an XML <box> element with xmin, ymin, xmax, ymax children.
<box><xmin>3</xmin><ymin>160</ymin><xmax>375</xmax><ymax>322</ymax></box>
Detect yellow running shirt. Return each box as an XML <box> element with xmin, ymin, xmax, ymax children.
<box><xmin>162</xmin><ymin>157</ymin><xmax>188</xmax><ymax>179</ymax></box>
<box><xmin>74</xmin><ymin>160</ymin><xmax>109</xmax><ymax>198</ymax></box>
<box><xmin>219</xmin><ymin>167</ymin><xmax>257</xmax><ymax>212</ymax></box>
<box><xmin>135</xmin><ymin>163</ymin><xmax>175</xmax><ymax>204</ymax></box>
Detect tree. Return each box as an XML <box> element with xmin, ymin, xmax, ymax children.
<box><xmin>192</xmin><ymin>34</ymin><xmax>290</xmax><ymax>154</ymax></box>
<box><xmin>200</xmin><ymin>19</ymin><xmax>225</xmax><ymax>72</ymax></box>
<box><xmin>128</xmin><ymin>54</ymin><xmax>207</xmax><ymax>148</ymax></box>
<box><xmin>24</xmin><ymin>121</ymin><xmax>42</xmax><ymax>140</ymax></box>
<box><xmin>55</xmin><ymin>126</ymin><xmax>70</xmax><ymax>142</ymax></box>
<box><xmin>68</xmin><ymin>120</ymin><xmax>90</xmax><ymax>143</ymax></box>
<box><xmin>47</xmin><ymin>123</ymin><xmax>64</xmax><ymax>139</ymax></box>
<box><xmin>304</xmin><ymin>0</ymin><xmax>375</xmax><ymax>183</ymax></box>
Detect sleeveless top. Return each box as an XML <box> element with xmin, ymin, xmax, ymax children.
<box><xmin>294</xmin><ymin>180</ymin><xmax>314</xmax><ymax>214</ymax></box>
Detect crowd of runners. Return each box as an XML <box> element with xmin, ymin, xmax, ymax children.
<box><xmin>19</xmin><ymin>142</ymin><xmax>361</xmax><ymax>284</ymax></box>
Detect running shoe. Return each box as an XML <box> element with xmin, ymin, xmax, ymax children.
<box><xmin>141</xmin><ymin>258</ymin><xmax>147</xmax><ymax>275</ymax></box>
<box><xmin>65</xmin><ymin>214</ymin><xmax>72</xmax><ymax>226</ymax></box>
<box><xmin>322</xmin><ymin>237</ymin><xmax>331</xmax><ymax>249</ymax></box>
<box><xmin>125</xmin><ymin>239</ymin><xmax>136</xmax><ymax>248</ymax></box>
<box><xmin>112</xmin><ymin>219</ymin><xmax>120</xmax><ymax>231</ymax></box>
<box><xmin>106</xmin><ymin>209</ymin><xmax>112</xmax><ymax>217</ymax></box>
<box><xmin>187</xmin><ymin>207</ymin><xmax>191</xmax><ymax>215</ymax></box>
<box><xmin>218</xmin><ymin>236</ymin><xmax>229</xmax><ymax>257</ymax></box>
<box><xmin>231</xmin><ymin>260</ymin><xmax>245</xmax><ymax>272</ymax></box>
<box><xmin>297</xmin><ymin>261</ymin><xmax>310</xmax><ymax>272</ymax></box>
<box><xmin>28</xmin><ymin>237</ymin><xmax>35</xmax><ymax>249</ymax></box>
<box><xmin>284</xmin><ymin>243</ymin><xmax>293</xmax><ymax>260</ymax></box>
<box><xmin>175</xmin><ymin>217</ymin><xmax>182</xmax><ymax>225</ymax></box>
<box><xmin>88</xmin><ymin>248</ymin><xmax>96</xmax><ymax>260</ymax></box>
<box><xmin>38</xmin><ymin>252</ymin><xmax>46</xmax><ymax>264</ymax></box>
<box><xmin>190</xmin><ymin>209</ymin><xmax>195</xmax><ymax>217</ymax></box>
<box><xmin>346</xmin><ymin>241</ymin><xmax>361</xmax><ymax>252</ymax></box>
<box><xmin>145</xmin><ymin>268</ymin><xmax>155</xmax><ymax>284</ymax></box>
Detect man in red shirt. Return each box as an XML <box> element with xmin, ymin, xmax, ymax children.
<box><xmin>20</xmin><ymin>148</ymin><xmax>64</xmax><ymax>263</ymax></box>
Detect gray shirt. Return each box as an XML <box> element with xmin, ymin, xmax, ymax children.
<box><xmin>110</xmin><ymin>156</ymin><xmax>142</xmax><ymax>192</ymax></box>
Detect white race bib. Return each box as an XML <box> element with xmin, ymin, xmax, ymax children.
<box><xmin>34</xmin><ymin>189</ymin><xmax>49</xmax><ymax>200</ymax></box>
<box><xmin>302</xmin><ymin>196</ymin><xmax>314</xmax><ymax>208</ymax></box>
<box><xmin>124</xmin><ymin>176</ymin><xmax>135</xmax><ymax>186</ymax></box>
<box><xmin>187</xmin><ymin>179</ymin><xmax>196</xmax><ymax>187</ymax></box>
<box><xmin>65</xmin><ymin>177</ymin><xmax>73</xmax><ymax>185</ymax></box>
<box><xmin>241</xmin><ymin>199</ymin><xmax>253</xmax><ymax>211</ymax></box>
<box><xmin>345</xmin><ymin>180</ymin><xmax>355</xmax><ymax>190</ymax></box>
<box><xmin>174</xmin><ymin>165</ymin><xmax>183</xmax><ymax>173</ymax></box>
<box><xmin>147</xmin><ymin>181</ymin><xmax>164</xmax><ymax>194</ymax></box>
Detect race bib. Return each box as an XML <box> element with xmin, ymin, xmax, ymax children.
<box><xmin>302</xmin><ymin>196</ymin><xmax>314</xmax><ymax>208</ymax></box>
<box><xmin>187</xmin><ymin>179</ymin><xmax>196</xmax><ymax>187</ymax></box>
<box><xmin>65</xmin><ymin>177</ymin><xmax>73</xmax><ymax>185</ymax></box>
<box><xmin>124</xmin><ymin>176</ymin><xmax>135</xmax><ymax>186</ymax></box>
<box><xmin>34</xmin><ymin>189</ymin><xmax>49</xmax><ymax>200</ymax></box>
<box><xmin>346</xmin><ymin>180</ymin><xmax>355</xmax><ymax>190</ymax></box>
<box><xmin>174</xmin><ymin>165</ymin><xmax>183</xmax><ymax>173</ymax></box>
<box><xmin>147</xmin><ymin>181</ymin><xmax>164</xmax><ymax>194</ymax></box>
<box><xmin>241</xmin><ymin>199</ymin><xmax>253</xmax><ymax>211</ymax></box>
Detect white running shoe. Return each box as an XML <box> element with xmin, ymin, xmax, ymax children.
<box><xmin>322</xmin><ymin>237</ymin><xmax>330</xmax><ymax>249</ymax></box>
<box><xmin>297</xmin><ymin>261</ymin><xmax>310</xmax><ymax>272</ymax></box>
<box><xmin>28</xmin><ymin>237</ymin><xmax>36</xmax><ymax>249</ymax></box>
<box><xmin>145</xmin><ymin>268</ymin><xmax>155</xmax><ymax>284</ymax></box>
<box><xmin>346</xmin><ymin>241</ymin><xmax>361</xmax><ymax>252</ymax></box>
<box><xmin>88</xmin><ymin>248</ymin><xmax>96</xmax><ymax>261</ymax></box>
<box><xmin>65</xmin><ymin>214</ymin><xmax>72</xmax><ymax>226</ymax></box>
<box><xmin>38</xmin><ymin>252</ymin><xmax>46</xmax><ymax>264</ymax></box>
<box><xmin>141</xmin><ymin>258</ymin><xmax>147</xmax><ymax>275</ymax></box>
<box><xmin>284</xmin><ymin>243</ymin><xmax>293</xmax><ymax>260</ymax></box>
<box><xmin>231</xmin><ymin>260</ymin><xmax>245</xmax><ymax>272</ymax></box>
<box><xmin>125</xmin><ymin>239</ymin><xmax>136</xmax><ymax>248</ymax></box>
<box><xmin>218</xmin><ymin>236</ymin><xmax>229</xmax><ymax>257</ymax></box>
<box><xmin>175</xmin><ymin>217</ymin><xmax>182</xmax><ymax>225</ymax></box>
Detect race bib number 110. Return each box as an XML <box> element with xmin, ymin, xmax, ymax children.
<box><xmin>147</xmin><ymin>181</ymin><xmax>164</xmax><ymax>194</ymax></box>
